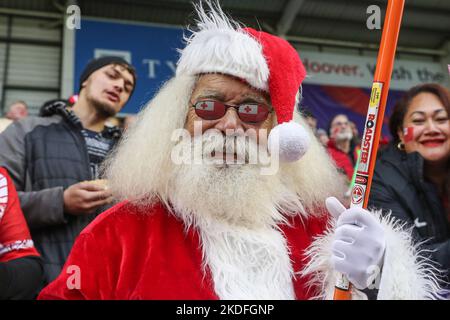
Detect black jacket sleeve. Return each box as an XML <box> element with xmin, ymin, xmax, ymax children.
<box><xmin>0</xmin><ymin>256</ymin><xmax>44</xmax><ymax>300</ymax></box>
<box><xmin>0</xmin><ymin>118</ymin><xmax>68</xmax><ymax>229</ymax></box>
<box><xmin>370</xmin><ymin>169</ymin><xmax>450</xmax><ymax>279</ymax></box>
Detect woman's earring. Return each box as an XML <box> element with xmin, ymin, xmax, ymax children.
<box><xmin>397</xmin><ymin>141</ymin><xmax>405</xmax><ymax>151</ymax></box>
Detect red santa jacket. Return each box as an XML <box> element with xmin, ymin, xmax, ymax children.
<box><xmin>38</xmin><ymin>201</ymin><xmax>329</xmax><ymax>300</ymax></box>
<box><xmin>0</xmin><ymin>167</ymin><xmax>39</xmax><ymax>262</ymax></box>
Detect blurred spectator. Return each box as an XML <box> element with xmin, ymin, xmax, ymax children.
<box><xmin>5</xmin><ymin>101</ymin><xmax>28</xmax><ymax>121</ymax></box>
<box><xmin>300</xmin><ymin>108</ymin><xmax>331</xmax><ymax>148</ymax></box>
<box><xmin>326</xmin><ymin>114</ymin><xmax>355</xmax><ymax>181</ymax></box>
<box><xmin>369</xmin><ymin>83</ymin><xmax>450</xmax><ymax>293</ymax></box>
<box><xmin>349</xmin><ymin>120</ymin><xmax>362</xmax><ymax>147</ymax></box>
<box><xmin>0</xmin><ymin>118</ymin><xmax>12</xmax><ymax>134</ymax></box>
<box><xmin>316</xmin><ymin>128</ymin><xmax>329</xmax><ymax>147</ymax></box>
<box><xmin>301</xmin><ymin>109</ymin><xmax>317</xmax><ymax>132</ymax></box>
<box><xmin>0</xmin><ymin>167</ymin><xmax>43</xmax><ymax>299</ymax></box>
<box><xmin>0</xmin><ymin>56</ymin><xmax>136</xmax><ymax>287</ymax></box>
<box><xmin>0</xmin><ymin>101</ymin><xmax>29</xmax><ymax>133</ymax></box>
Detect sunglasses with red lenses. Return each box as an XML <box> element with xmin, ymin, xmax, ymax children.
<box><xmin>192</xmin><ymin>100</ymin><xmax>271</xmax><ymax>123</ymax></box>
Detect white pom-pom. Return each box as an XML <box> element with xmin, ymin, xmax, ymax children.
<box><xmin>268</xmin><ymin>122</ymin><xmax>310</xmax><ymax>162</ymax></box>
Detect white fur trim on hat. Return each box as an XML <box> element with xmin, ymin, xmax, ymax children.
<box><xmin>176</xmin><ymin>2</ymin><xmax>269</xmax><ymax>91</ymax></box>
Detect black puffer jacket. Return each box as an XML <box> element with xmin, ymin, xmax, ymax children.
<box><xmin>0</xmin><ymin>102</ymin><xmax>121</xmax><ymax>285</ymax></box>
<box><xmin>368</xmin><ymin>143</ymin><xmax>450</xmax><ymax>284</ymax></box>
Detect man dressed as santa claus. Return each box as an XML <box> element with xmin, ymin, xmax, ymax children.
<box><xmin>39</xmin><ymin>1</ymin><xmax>441</xmax><ymax>300</ymax></box>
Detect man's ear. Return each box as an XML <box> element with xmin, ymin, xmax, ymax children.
<box><xmin>80</xmin><ymin>79</ymin><xmax>88</xmax><ymax>90</ymax></box>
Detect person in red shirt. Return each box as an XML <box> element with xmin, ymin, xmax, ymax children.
<box><xmin>327</xmin><ymin>114</ymin><xmax>356</xmax><ymax>181</ymax></box>
<box><xmin>0</xmin><ymin>167</ymin><xmax>43</xmax><ymax>299</ymax></box>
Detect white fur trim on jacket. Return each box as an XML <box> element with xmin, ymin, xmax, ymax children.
<box><xmin>301</xmin><ymin>210</ymin><xmax>443</xmax><ymax>300</ymax></box>
<box><xmin>176</xmin><ymin>1</ymin><xmax>269</xmax><ymax>91</ymax></box>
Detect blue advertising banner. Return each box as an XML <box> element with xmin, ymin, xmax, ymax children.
<box><xmin>75</xmin><ymin>18</ymin><xmax>184</xmax><ymax>114</ymax></box>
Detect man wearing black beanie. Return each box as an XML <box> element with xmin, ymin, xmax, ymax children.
<box><xmin>79</xmin><ymin>56</ymin><xmax>136</xmax><ymax>99</ymax></box>
<box><xmin>0</xmin><ymin>56</ymin><xmax>136</xmax><ymax>290</ymax></box>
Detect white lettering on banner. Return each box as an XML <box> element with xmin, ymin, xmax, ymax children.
<box><xmin>300</xmin><ymin>51</ymin><xmax>447</xmax><ymax>90</ymax></box>
<box><xmin>142</xmin><ymin>59</ymin><xmax>177</xmax><ymax>79</ymax></box>
<box><xmin>165</xmin><ymin>61</ymin><xmax>176</xmax><ymax>73</ymax></box>
<box><xmin>303</xmin><ymin>58</ymin><xmax>360</xmax><ymax>77</ymax></box>
<box><xmin>143</xmin><ymin>59</ymin><xmax>161</xmax><ymax>79</ymax></box>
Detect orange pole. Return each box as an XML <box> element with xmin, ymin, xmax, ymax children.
<box><xmin>333</xmin><ymin>0</ymin><xmax>405</xmax><ymax>300</ymax></box>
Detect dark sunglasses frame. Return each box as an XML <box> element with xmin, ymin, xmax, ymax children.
<box><xmin>191</xmin><ymin>100</ymin><xmax>272</xmax><ymax>124</ymax></box>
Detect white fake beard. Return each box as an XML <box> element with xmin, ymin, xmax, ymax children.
<box><xmin>167</xmin><ymin>131</ymin><xmax>302</xmax><ymax>299</ymax></box>
<box><xmin>168</xmin><ymin>131</ymin><xmax>302</xmax><ymax>229</ymax></box>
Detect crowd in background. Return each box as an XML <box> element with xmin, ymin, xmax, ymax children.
<box><xmin>301</xmin><ymin>84</ymin><xmax>450</xmax><ymax>295</ymax></box>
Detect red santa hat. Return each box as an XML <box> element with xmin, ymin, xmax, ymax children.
<box><xmin>176</xmin><ymin>2</ymin><xmax>310</xmax><ymax>162</ymax></box>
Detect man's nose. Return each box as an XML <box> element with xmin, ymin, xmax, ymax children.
<box><xmin>113</xmin><ymin>80</ymin><xmax>124</xmax><ymax>93</ymax></box>
<box><xmin>214</xmin><ymin>108</ymin><xmax>244</xmax><ymax>133</ymax></box>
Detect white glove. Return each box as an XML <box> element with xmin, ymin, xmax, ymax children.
<box><xmin>326</xmin><ymin>197</ymin><xmax>386</xmax><ymax>290</ymax></box>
